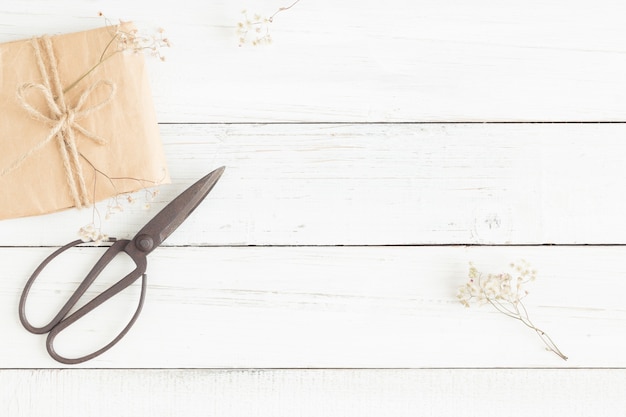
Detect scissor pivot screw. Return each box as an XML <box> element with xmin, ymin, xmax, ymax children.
<box><xmin>135</xmin><ymin>234</ymin><xmax>154</xmax><ymax>252</ymax></box>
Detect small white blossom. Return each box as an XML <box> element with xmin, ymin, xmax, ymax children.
<box><xmin>78</xmin><ymin>223</ymin><xmax>108</xmax><ymax>245</ymax></box>
<box><xmin>116</xmin><ymin>26</ymin><xmax>170</xmax><ymax>60</ymax></box>
<box><xmin>236</xmin><ymin>0</ymin><xmax>302</xmax><ymax>46</ymax></box>
<box><xmin>237</xmin><ymin>10</ymin><xmax>272</xmax><ymax>46</ymax></box>
<box><xmin>458</xmin><ymin>261</ymin><xmax>567</xmax><ymax>361</ymax></box>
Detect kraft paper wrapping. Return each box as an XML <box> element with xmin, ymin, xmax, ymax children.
<box><xmin>0</xmin><ymin>22</ymin><xmax>169</xmax><ymax>220</ymax></box>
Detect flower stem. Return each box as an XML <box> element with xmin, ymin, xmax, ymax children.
<box><xmin>269</xmin><ymin>0</ymin><xmax>302</xmax><ymax>21</ymax></box>
<box><xmin>62</xmin><ymin>31</ymin><xmax>120</xmax><ymax>95</ymax></box>
<box><xmin>514</xmin><ymin>302</ymin><xmax>568</xmax><ymax>361</ymax></box>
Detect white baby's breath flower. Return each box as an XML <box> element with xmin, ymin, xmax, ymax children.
<box><xmin>78</xmin><ymin>223</ymin><xmax>108</xmax><ymax>245</ymax></box>
<box><xmin>458</xmin><ymin>261</ymin><xmax>567</xmax><ymax>361</ymax></box>
<box><xmin>237</xmin><ymin>10</ymin><xmax>272</xmax><ymax>46</ymax></box>
<box><xmin>236</xmin><ymin>0</ymin><xmax>302</xmax><ymax>46</ymax></box>
<box><xmin>116</xmin><ymin>25</ymin><xmax>170</xmax><ymax>60</ymax></box>
<box><xmin>78</xmin><ymin>224</ymin><xmax>96</xmax><ymax>242</ymax></box>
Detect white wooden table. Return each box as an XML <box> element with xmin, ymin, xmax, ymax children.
<box><xmin>1</xmin><ymin>0</ymin><xmax>626</xmax><ymax>415</ymax></box>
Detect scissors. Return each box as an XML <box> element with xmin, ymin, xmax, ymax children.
<box><xmin>18</xmin><ymin>166</ymin><xmax>225</xmax><ymax>364</ymax></box>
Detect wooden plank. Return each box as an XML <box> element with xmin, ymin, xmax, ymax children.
<box><xmin>0</xmin><ymin>0</ymin><xmax>625</xmax><ymax>122</ymax></box>
<box><xmin>1</xmin><ymin>123</ymin><xmax>626</xmax><ymax>246</ymax></box>
<box><xmin>1</xmin><ymin>369</ymin><xmax>625</xmax><ymax>417</ymax></box>
<box><xmin>4</xmin><ymin>1</ymin><xmax>625</xmax><ymax>415</ymax></box>
<box><xmin>1</xmin><ymin>245</ymin><xmax>625</xmax><ymax>368</ymax></box>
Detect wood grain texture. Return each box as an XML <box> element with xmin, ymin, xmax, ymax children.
<box><xmin>1</xmin><ymin>123</ymin><xmax>626</xmax><ymax>246</ymax></box>
<box><xmin>2</xmin><ymin>369</ymin><xmax>625</xmax><ymax>417</ymax></box>
<box><xmin>2</xmin><ymin>246</ymin><xmax>624</xmax><ymax>368</ymax></box>
<box><xmin>1</xmin><ymin>0</ymin><xmax>625</xmax><ymax>415</ymax></box>
<box><xmin>0</xmin><ymin>0</ymin><xmax>625</xmax><ymax>122</ymax></box>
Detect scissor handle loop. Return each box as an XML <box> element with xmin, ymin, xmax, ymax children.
<box><xmin>19</xmin><ymin>239</ymin><xmax>148</xmax><ymax>364</ymax></box>
<box><xmin>47</xmin><ymin>272</ymin><xmax>147</xmax><ymax>365</ymax></box>
<box><xmin>19</xmin><ymin>239</ymin><xmax>90</xmax><ymax>334</ymax></box>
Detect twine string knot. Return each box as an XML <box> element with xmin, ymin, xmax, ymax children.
<box><xmin>1</xmin><ymin>35</ymin><xmax>116</xmax><ymax>209</ymax></box>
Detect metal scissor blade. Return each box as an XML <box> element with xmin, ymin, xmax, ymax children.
<box><xmin>132</xmin><ymin>166</ymin><xmax>225</xmax><ymax>253</ymax></box>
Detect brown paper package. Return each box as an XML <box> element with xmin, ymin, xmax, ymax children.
<box><xmin>0</xmin><ymin>22</ymin><xmax>169</xmax><ymax>220</ymax></box>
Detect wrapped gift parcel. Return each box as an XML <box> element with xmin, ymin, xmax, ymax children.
<box><xmin>0</xmin><ymin>22</ymin><xmax>169</xmax><ymax>220</ymax></box>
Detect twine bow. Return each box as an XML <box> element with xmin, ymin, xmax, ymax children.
<box><xmin>0</xmin><ymin>36</ymin><xmax>116</xmax><ymax>209</ymax></box>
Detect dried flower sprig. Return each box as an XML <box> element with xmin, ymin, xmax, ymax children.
<box><xmin>116</xmin><ymin>25</ymin><xmax>171</xmax><ymax>61</ymax></box>
<box><xmin>237</xmin><ymin>0</ymin><xmax>302</xmax><ymax>46</ymax></box>
<box><xmin>69</xmin><ymin>15</ymin><xmax>170</xmax><ymax>244</ymax></box>
<box><xmin>106</xmin><ymin>187</ymin><xmax>160</xmax><ymax>217</ymax></box>
<box><xmin>237</xmin><ymin>11</ymin><xmax>272</xmax><ymax>46</ymax></box>
<box><xmin>64</xmin><ymin>14</ymin><xmax>170</xmax><ymax>94</ymax></box>
<box><xmin>78</xmin><ymin>223</ymin><xmax>109</xmax><ymax>245</ymax></box>
<box><xmin>78</xmin><ymin>186</ymin><xmax>160</xmax><ymax>245</ymax></box>
<box><xmin>78</xmin><ymin>155</ymin><xmax>166</xmax><ymax>244</ymax></box>
<box><xmin>458</xmin><ymin>261</ymin><xmax>568</xmax><ymax>361</ymax></box>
